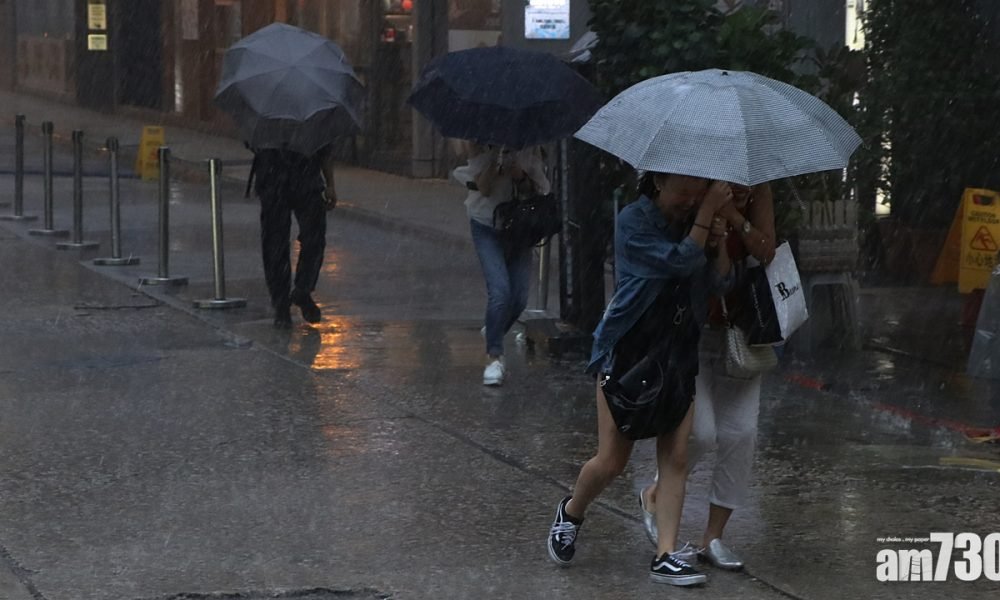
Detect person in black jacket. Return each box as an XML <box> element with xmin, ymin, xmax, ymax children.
<box><xmin>251</xmin><ymin>144</ymin><xmax>337</xmax><ymax>328</ymax></box>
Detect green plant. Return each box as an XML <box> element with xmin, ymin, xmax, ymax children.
<box><xmin>861</xmin><ymin>0</ymin><xmax>1000</xmax><ymax>228</ymax></box>
<box><xmin>586</xmin><ymin>0</ymin><xmax>725</xmax><ymax>97</ymax></box>
<box><xmin>587</xmin><ymin>1</ymin><xmax>814</xmax><ymax>100</ymax></box>
<box><xmin>586</xmin><ymin>1</ymin><xmax>817</xmax><ymax>209</ymax></box>
<box><xmin>786</xmin><ymin>44</ymin><xmax>866</xmax><ymax>215</ymax></box>
<box><xmin>716</xmin><ymin>5</ymin><xmax>815</xmax><ymax>87</ymax></box>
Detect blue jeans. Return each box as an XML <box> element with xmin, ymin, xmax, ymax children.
<box><xmin>470</xmin><ymin>219</ymin><xmax>533</xmax><ymax>357</ymax></box>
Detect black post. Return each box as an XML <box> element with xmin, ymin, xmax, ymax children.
<box><xmin>56</xmin><ymin>130</ymin><xmax>99</xmax><ymax>250</ymax></box>
<box><xmin>28</xmin><ymin>121</ymin><xmax>69</xmax><ymax>237</ymax></box>
<box><xmin>94</xmin><ymin>137</ymin><xmax>139</xmax><ymax>265</ymax></box>
<box><xmin>138</xmin><ymin>147</ymin><xmax>187</xmax><ymax>286</ymax></box>
<box><xmin>560</xmin><ymin>139</ymin><xmax>607</xmax><ymax>334</ymax></box>
<box><xmin>1</xmin><ymin>115</ymin><xmax>37</xmax><ymax>221</ymax></box>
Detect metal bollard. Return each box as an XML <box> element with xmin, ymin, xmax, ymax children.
<box><xmin>0</xmin><ymin>115</ymin><xmax>37</xmax><ymax>221</ymax></box>
<box><xmin>94</xmin><ymin>137</ymin><xmax>139</xmax><ymax>265</ymax></box>
<box><xmin>194</xmin><ymin>159</ymin><xmax>246</xmax><ymax>309</ymax></box>
<box><xmin>28</xmin><ymin>121</ymin><xmax>68</xmax><ymax>237</ymax></box>
<box><xmin>537</xmin><ymin>243</ymin><xmax>550</xmax><ymax>310</ymax></box>
<box><xmin>138</xmin><ymin>147</ymin><xmax>187</xmax><ymax>286</ymax></box>
<box><xmin>56</xmin><ymin>130</ymin><xmax>99</xmax><ymax>250</ymax></box>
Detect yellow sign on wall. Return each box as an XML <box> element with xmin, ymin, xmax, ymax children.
<box><xmin>959</xmin><ymin>188</ymin><xmax>1000</xmax><ymax>293</ymax></box>
<box><xmin>88</xmin><ymin>3</ymin><xmax>107</xmax><ymax>30</ymax></box>
<box><xmin>135</xmin><ymin>126</ymin><xmax>165</xmax><ymax>181</ymax></box>
<box><xmin>87</xmin><ymin>34</ymin><xmax>108</xmax><ymax>51</ymax></box>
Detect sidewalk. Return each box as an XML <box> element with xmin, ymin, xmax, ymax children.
<box><xmin>0</xmin><ymin>89</ymin><xmax>474</xmax><ymax>249</ymax></box>
<box><xmin>0</xmin><ymin>92</ymin><xmax>999</xmax><ymax>599</ymax></box>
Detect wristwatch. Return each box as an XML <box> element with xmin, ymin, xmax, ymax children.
<box><xmin>741</xmin><ymin>218</ymin><xmax>752</xmax><ymax>235</ymax></box>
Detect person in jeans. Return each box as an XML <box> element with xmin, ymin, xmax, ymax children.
<box><xmin>546</xmin><ymin>173</ymin><xmax>734</xmax><ymax>586</ymax></box>
<box><xmin>638</xmin><ymin>182</ymin><xmax>776</xmax><ymax>571</ymax></box>
<box><xmin>251</xmin><ymin>144</ymin><xmax>337</xmax><ymax>328</ymax></box>
<box><xmin>457</xmin><ymin>143</ymin><xmax>549</xmax><ymax>386</ymax></box>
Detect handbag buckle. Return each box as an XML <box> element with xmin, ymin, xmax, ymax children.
<box><xmin>673</xmin><ymin>306</ymin><xmax>687</xmax><ymax>325</ymax></box>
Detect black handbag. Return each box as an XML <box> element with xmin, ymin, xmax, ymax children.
<box><xmin>600</xmin><ymin>282</ymin><xmax>700</xmax><ymax>440</ymax></box>
<box><xmin>493</xmin><ymin>192</ymin><xmax>561</xmax><ymax>247</ymax></box>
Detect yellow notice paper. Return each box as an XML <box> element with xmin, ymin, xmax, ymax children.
<box><xmin>88</xmin><ymin>3</ymin><xmax>107</xmax><ymax>30</ymax></box>
<box><xmin>87</xmin><ymin>34</ymin><xmax>108</xmax><ymax>51</ymax></box>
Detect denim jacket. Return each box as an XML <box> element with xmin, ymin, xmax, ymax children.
<box><xmin>587</xmin><ymin>196</ymin><xmax>735</xmax><ymax>373</ymax></box>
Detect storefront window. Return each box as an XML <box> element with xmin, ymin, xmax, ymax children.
<box><xmin>381</xmin><ymin>0</ymin><xmax>414</xmax><ymax>44</ymax></box>
<box><xmin>292</xmin><ymin>0</ymin><xmax>364</xmax><ymax>65</ymax></box>
<box><xmin>448</xmin><ymin>0</ymin><xmax>501</xmax><ymax>51</ymax></box>
<box><xmin>16</xmin><ymin>0</ymin><xmax>74</xmax><ymax>39</ymax></box>
<box><xmin>215</xmin><ymin>0</ymin><xmax>243</xmax><ymax>48</ymax></box>
<box><xmin>16</xmin><ymin>0</ymin><xmax>75</xmax><ymax>95</ymax></box>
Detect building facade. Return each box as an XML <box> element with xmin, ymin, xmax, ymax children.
<box><xmin>0</xmin><ymin>1</ymin><xmax>862</xmax><ymax>177</ymax></box>
<box><xmin>0</xmin><ymin>1</ymin><xmax>452</xmax><ymax>176</ymax></box>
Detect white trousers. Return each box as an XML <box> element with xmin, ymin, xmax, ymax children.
<box><xmin>687</xmin><ymin>328</ymin><xmax>762</xmax><ymax>510</ymax></box>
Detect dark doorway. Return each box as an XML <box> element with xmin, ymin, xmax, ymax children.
<box><xmin>116</xmin><ymin>0</ymin><xmax>163</xmax><ymax>109</ymax></box>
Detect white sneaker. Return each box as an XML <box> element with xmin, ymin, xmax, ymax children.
<box><xmin>483</xmin><ymin>358</ymin><xmax>505</xmax><ymax>386</ymax></box>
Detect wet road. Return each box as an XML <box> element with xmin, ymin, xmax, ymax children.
<box><xmin>0</xmin><ymin>135</ymin><xmax>998</xmax><ymax>598</ymax></box>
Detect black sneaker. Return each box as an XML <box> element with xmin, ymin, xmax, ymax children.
<box><xmin>547</xmin><ymin>496</ymin><xmax>583</xmax><ymax>566</ymax></box>
<box><xmin>291</xmin><ymin>288</ymin><xmax>321</xmax><ymax>323</ymax></box>
<box><xmin>650</xmin><ymin>552</ymin><xmax>707</xmax><ymax>586</ymax></box>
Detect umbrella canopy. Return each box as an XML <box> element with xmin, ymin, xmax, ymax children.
<box><xmin>574</xmin><ymin>69</ymin><xmax>862</xmax><ymax>186</ymax></box>
<box><xmin>214</xmin><ymin>22</ymin><xmax>364</xmax><ymax>156</ymax></box>
<box><xmin>408</xmin><ymin>45</ymin><xmax>603</xmax><ymax>149</ymax></box>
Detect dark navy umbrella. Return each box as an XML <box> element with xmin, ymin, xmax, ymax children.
<box><xmin>408</xmin><ymin>45</ymin><xmax>603</xmax><ymax>149</ymax></box>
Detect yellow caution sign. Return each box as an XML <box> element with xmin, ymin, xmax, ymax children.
<box><xmin>135</xmin><ymin>126</ymin><xmax>165</xmax><ymax>181</ymax></box>
<box><xmin>959</xmin><ymin>188</ymin><xmax>1000</xmax><ymax>293</ymax></box>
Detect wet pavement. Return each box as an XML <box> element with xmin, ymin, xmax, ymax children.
<box><xmin>0</xmin><ymin>95</ymin><xmax>998</xmax><ymax>599</ymax></box>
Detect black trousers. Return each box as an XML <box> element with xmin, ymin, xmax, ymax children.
<box><xmin>258</xmin><ymin>186</ymin><xmax>327</xmax><ymax>308</ymax></box>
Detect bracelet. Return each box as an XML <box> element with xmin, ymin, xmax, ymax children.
<box><xmin>692</xmin><ymin>222</ymin><xmax>711</xmax><ymax>230</ymax></box>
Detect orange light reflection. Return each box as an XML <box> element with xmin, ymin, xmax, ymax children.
<box><xmin>309</xmin><ymin>317</ymin><xmax>361</xmax><ymax>371</ymax></box>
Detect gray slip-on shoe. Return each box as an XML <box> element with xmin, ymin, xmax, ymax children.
<box><xmin>638</xmin><ymin>488</ymin><xmax>658</xmax><ymax>547</ymax></box>
<box><xmin>700</xmin><ymin>538</ymin><xmax>744</xmax><ymax>570</ymax></box>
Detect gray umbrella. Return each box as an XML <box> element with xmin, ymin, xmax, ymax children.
<box><xmin>574</xmin><ymin>69</ymin><xmax>861</xmax><ymax>186</ymax></box>
<box><xmin>214</xmin><ymin>23</ymin><xmax>364</xmax><ymax>155</ymax></box>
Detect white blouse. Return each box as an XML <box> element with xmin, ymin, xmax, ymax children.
<box><xmin>455</xmin><ymin>147</ymin><xmax>551</xmax><ymax>228</ymax></box>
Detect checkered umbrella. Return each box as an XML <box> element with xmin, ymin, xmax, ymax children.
<box><xmin>574</xmin><ymin>69</ymin><xmax>862</xmax><ymax>186</ymax></box>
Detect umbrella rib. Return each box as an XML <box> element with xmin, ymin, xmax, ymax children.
<box><xmin>294</xmin><ymin>65</ymin><xmax>362</xmax><ymax>98</ymax></box>
<box><xmin>251</xmin><ymin>68</ymin><xmax>345</xmax><ymax>120</ymax></box>
<box><xmin>731</xmin><ymin>86</ymin><xmax>751</xmax><ymax>185</ymax></box>
<box><xmin>750</xmin><ymin>84</ymin><xmax>857</xmax><ymax>184</ymax></box>
<box><xmin>637</xmin><ymin>86</ymin><xmax>688</xmax><ymax>173</ymax></box>
<box><xmin>217</xmin><ymin>63</ymin><xmax>300</xmax><ymax>95</ymax></box>
<box><xmin>762</xmin><ymin>78</ymin><xmax>860</xmax><ymax>160</ymax></box>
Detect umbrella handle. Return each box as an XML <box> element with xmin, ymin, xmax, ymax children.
<box><xmin>245</xmin><ymin>154</ymin><xmax>257</xmax><ymax>199</ymax></box>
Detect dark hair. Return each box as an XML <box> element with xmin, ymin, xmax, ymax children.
<box><xmin>636</xmin><ymin>171</ymin><xmax>664</xmax><ymax>200</ymax></box>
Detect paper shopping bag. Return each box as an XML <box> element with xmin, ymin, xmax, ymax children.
<box><xmin>744</xmin><ymin>242</ymin><xmax>809</xmax><ymax>345</ymax></box>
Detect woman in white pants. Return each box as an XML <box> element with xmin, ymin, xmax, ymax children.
<box><xmin>639</xmin><ymin>182</ymin><xmax>776</xmax><ymax>570</ymax></box>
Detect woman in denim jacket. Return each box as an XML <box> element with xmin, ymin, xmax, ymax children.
<box><xmin>546</xmin><ymin>172</ymin><xmax>735</xmax><ymax>586</ymax></box>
